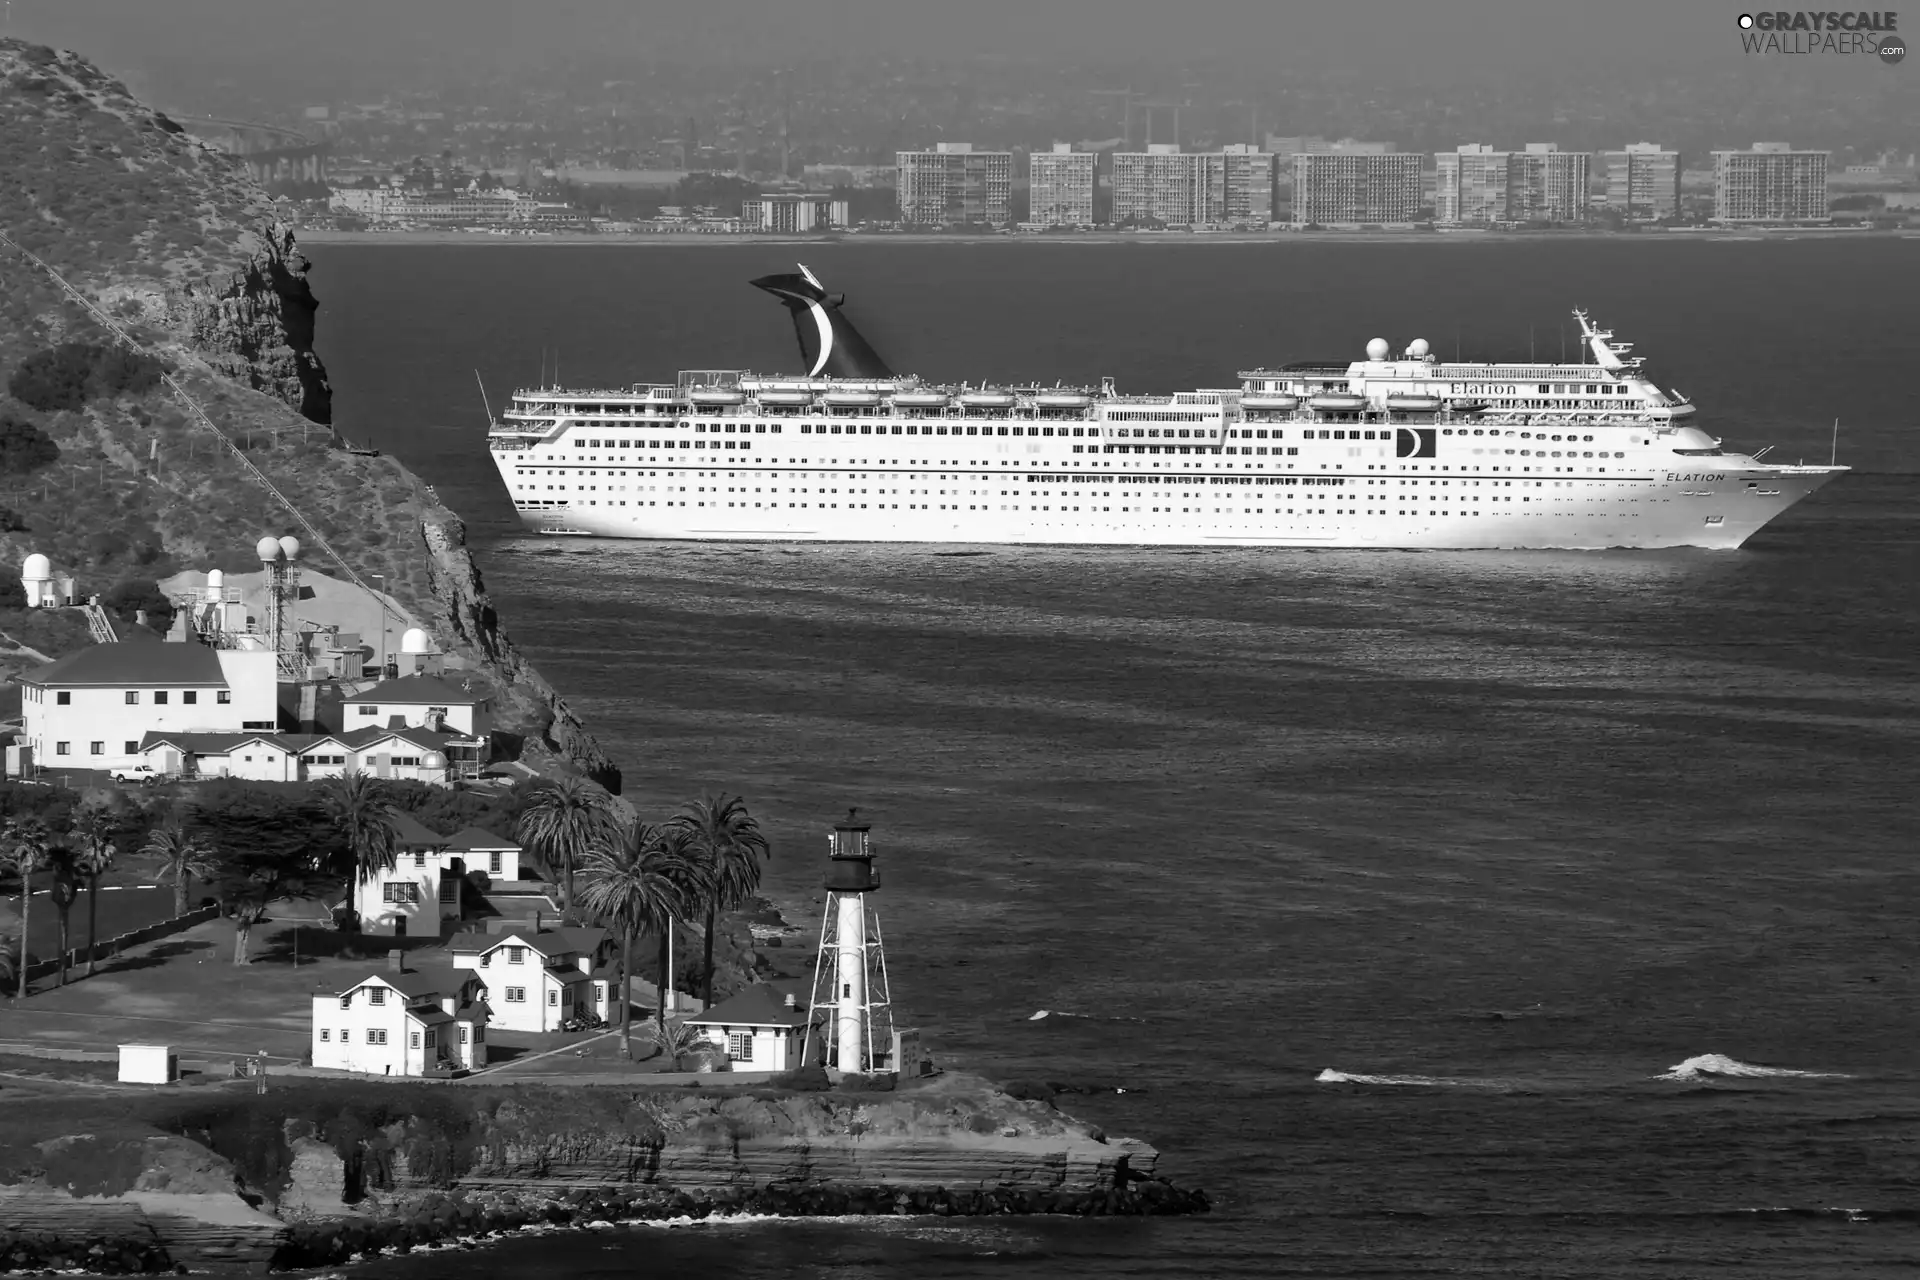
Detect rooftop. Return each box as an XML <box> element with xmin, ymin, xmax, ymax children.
<box><xmin>447</xmin><ymin>924</ymin><xmax>608</xmax><ymax>957</ymax></box>
<box><xmin>442</xmin><ymin>826</ymin><xmax>520</xmax><ymax>854</ymax></box>
<box><xmin>26</xmin><ymin>642</ymin><xmax>229</xmax><ymax>689</ymax></box>
<box><xmin>346</xmin><ymin>673</ymin><xmax>482</xmax><ymax>706</ymax></box>
<box><xmin>687</xmin><ymin>981</ymin><xmax>811</xmax><ymax>1029</ymax></box>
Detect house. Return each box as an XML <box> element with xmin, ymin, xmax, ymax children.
<box><xmin>343</xmin><ymin>673</ymin><xmax>492</xmax><ymax>745</ymax></box>
<box><xmin>447</xmin><ymin>922</ymin><xmax>619</xmax><ymax>1032</ymax></box>
<box><xmin>685</xmin><ymin>982</ymin><xmax>812</xmax><ymax>1072</ymax></box>
<box><xmin>352</xmin><ymin>812</ymin><xmax>461</xmax><ymax>937</ymax></box>
<box><xmin>309</xmin><ymin>959</ymin><xmax>489</xmax><ymax>1076</ymax></box>
<box><xmin>137</xmin><ymin>724</ymin><xmax>468</xmax><ymax>786</ymax></box>
<box><xmin>22</xmin><ymin>642</ymin><xmax>278</xmax><ymax>772</ymax></box>
<box><xmin>442</xmin><ymin>827</ymin><xmax>522</xmax><ymax>881</ymax></box>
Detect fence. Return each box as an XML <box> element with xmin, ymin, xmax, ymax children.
<box><xmin>22</xmin><ymin>904</ymin><xmax>220</xmax><ymax>983</ymax></box>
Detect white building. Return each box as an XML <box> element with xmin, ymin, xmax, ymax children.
<box><xmin>351</xmin><ymin>811</ymin><xmax>465</xmax><ymax>938</ymax></box>
<box><xmin>343</xmin><ymin>673</ymin><xmax>492</xmax><ymax>741</ymax></box>
<box><xmin>1028</xmin><ymin>143</ymin><xmax>1095</xmax><ymax>227</ymax></box>
<box><xmin>136</xmin><ymin>724</ymin><xmax>461</xmax><ymax>785</ymax></box>
<box><xmin>1435</xmin><ymin>144</ymin><xmax>1512</xmax><ymax>224</ymax></box>
<box><xmin>685</xmin><ymin>982</ymin><xmax>812</xmax><ymax>1072</ymax></box>
<box><xmin>442</xmin><ymin>827</ymin><xmax>523</xmax><ymax>882</ymax></box>
<box><xmin>1713</xmin><ymin>144</ymin><xmax>1830</xmax><ymax>222</ymax></box>
<box><xmin>1602</xmin><ymin>142</ymin><xmax>1681</xmax><ymax>221</ymax></box>
<box><xmin>447</xmin><ymin>923</ymin><xmax>618</xmax><ymax>1032</ymax></box>
<box><xmin>310</xmin><ymin>962</ymin><xmax>489</xmax><ymax>1076</ymax></box>
<box><xmin>1110</xmin><ymin>145</ymin><xmax>1274</xmax><ymax>227</ymax></box>
<box><xmin>895</xmin><ymin>143</ymin><xmax>1014</xmax><ymax>227</ymax></box>
<box><xmin>21</xmin><ymin>642</ymin><xmax>279</xmax><ymax>773</ymax></box>
<box><xmin>740</xmin><ymin>195</ymin><xmax>851</xmax><ymax>233</ymax></box>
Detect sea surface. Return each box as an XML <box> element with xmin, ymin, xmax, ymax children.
<box><xmin>306</xmin><ymin>240</ymin><xmax>1919</xmax><ymax>1278</ymax></box>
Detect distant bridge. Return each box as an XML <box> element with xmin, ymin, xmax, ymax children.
<box><xmin>184</xmin><ymin>116</ymin><xmax>331</xmax><ymax>187</ymax></box>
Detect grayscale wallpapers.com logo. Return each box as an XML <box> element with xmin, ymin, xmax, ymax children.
<box><xmin>1737</xmin><ymin>11</ymin><xmax>1907</xmax><ymax>62</ymax></box>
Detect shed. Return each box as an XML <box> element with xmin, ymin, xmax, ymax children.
<box><xmin>118</xmin><ymin>1043</ymin><xmax>178</xmax><ymax>1084</ymax></box>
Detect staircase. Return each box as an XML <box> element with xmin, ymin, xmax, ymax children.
<box><xmin>82</xmin><ymin>602</ymin><xmax>117</xmax><ymax>644</ymax></box>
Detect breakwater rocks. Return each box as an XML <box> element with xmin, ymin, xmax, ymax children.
<box><xmin>0</xmin><ymin>1230</ymin><xmax>175</xmax><ymax>1276</ymax></box>
<box><xmin>273</xmin><ymin>1180</ymin><xmax>1212</xmax><ymax>1270</ymax></box>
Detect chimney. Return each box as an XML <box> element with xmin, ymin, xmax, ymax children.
<box><xmin>387</xmin><ymin>948</ymin><xmax>405</xmax><ymax>973</ymax></box>
<box><xmin>532</xmin><ymin>909</ymin><xmax>543</xmax><ymax>934</ymax></box>
<box><xmin>298</xmin><ymin>683</ymin><xmax>318</xmax><ymax>733</ymax></box>
<box><xmin>135</xmin><ymin>608</ymin><xmax>149</xmax><ymax>628</ymax></box>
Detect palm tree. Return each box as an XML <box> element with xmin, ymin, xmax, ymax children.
<box><xmin>45</xmin><ymin>843</ymin><xmax>83</xmax><ymax>987</ymax></box>
<box><xmin>0</xmin><ymin>927</ymin><xmax>20</xmax><ymax>997</ymax></box>
<box><xmin>71</xmin><ymin>802</ymin><xmax>119</xmax><ymax>978</ymax></box>
<box><xmin>2</xmin><ymin>818</ymin><xmax>53</xmax><ymax>1000</ymax></box>
<box><xmin>145</xmin><ymin>824</ymin><xmax>218</xmax><ymax>917</ymax></box>
<box><xmin>648</xmin><ymin>822</ymin><xmax>713</xmax><ymax>1031</ymax></box>
<box><xmin>516</xmin><ymin>775</ymin><xmax>618</xmax><ymax>920</ymax></box>
<box><xmin>633</xmin><ymin>1015</ymin><xmax>707</xmax><ymax>1071</ymax></box>
<box><xmin>677</xmin><ymin>794</ymin><xmax>770</xmax><ymax>1008</ymax></box>
<box><xmin>319</xmin><ymin>772</ymin><xmax>401</xmax><ymax>889</ymax></box>
<box><xmin>575</xmin><ymin>821</ymin><xmax>698</xmax><ymax>1059</ymax></box>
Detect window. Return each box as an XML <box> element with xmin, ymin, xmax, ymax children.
<box><xmin>425</xmin><ymin>1029</ymin><xmax>436</xmax><ymax>1048</ymax></box>
<box><xmin>413</xmin><ymin>851</ymin><xmax>426</xmax><ymax>868</ymax></box>
<box><xmin>594</xmin><ymin>983</ymin><xmax>605</xmax><ymax>1002</ymax></box>
<box><xmin>217</xmin><ymin>691</ymin><xmax>230</xmax><ymax>704</ymax></box>
<box><xmin>320</xmin><ymin>1029</ymin><xmax>331</xmax><ymax>1041</ymax></box>
<box><xmin>480</xmin><ymin>952</ymin><xmax>492</xmax><ymax>967</ymax></box>
<box><xmin>90</xmin><ymin>742</ymin><xmax>103</xmax><ymax>756</ymax></box>
<box><xmin>124</xmin><ymin>741</ymin><xmax>137</xmax><ymax>754</ymax></box>
<box><xmin>357</xmin><ymin>705</ymin><xmax>379</xmax><ymax>716</ymax></box>
<box><xmin>489</xmin><ymin>851</ymin><xmax>502</xmax><ymax>875</ymax></box>
<box><xmin>438</xmin><ymin>879</ymin><xmax>456</xmax><ymax>903</ymax></box>
<box><xmin>369</xmin><ymin>988</ymin><xmax>386</xmax><ymax>1005</ymax></box>
<box><xmin>381</xmin><ymin>882</ymin><xmax>419</xmax><ymax>903</ymax></box>
<box><xmin>55</xmin><ymin>742</ymin><xmax>69</xmax><ymax>756</ymax></box>
<box><xmin>508</xmin><ymin>946</ymin><xmax>526</xmax><ymax>964</ymax></box>
<box><xmin>505</xmin><ymin>986</ymin><xmax>526</xmax><ymax>1002</ymax></box>
<box><xmin>459</xmin><ymin>1027</ymin><xmax>469</xmax><ymax>1044</ymax></box>
<box><xmin>548</xmin><ymin>989</ymin><xmax>559</xmax><ymax>1006</ymax></box>
<box><xmin>410</xmin><ymin>1032</ymin><xmax>420</xmax><ymax>1049</ymax></box>
<box><xmin>369</xmin><ymin>1029</ymin><xmax>388</xmax><ymax>1045</ymax></box>
<box><xmin>727</xmin><ymin>1032</ymin><xmax>753</xmax><ymax>1061</ymax></box>
<box><xmin>339</xmin><ymin>996</ymin><xmax>350</xmax><ymax>1009</ymax></box>
<box><xmin>125</xmin><ymin>691</ymin><xmax>139</xmax><ymax>705</ymax></box>
<box><xmin>55</xmin><ymin>691</ymin><xmax>69</xmax><ymax>705</ymax></box>
<box><xmin>154</xmin><ymin>691</ymin><xmax>168</xmax><ymax>705</ymax></box>
<box><xmin>183</xmin><ymin>691</ymin><xmax>196</xmax><ymax>705</ymax></box>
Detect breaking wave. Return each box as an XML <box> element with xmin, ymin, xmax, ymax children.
<box><xmin>1314</xmin><ymin>1069</ymin><xmax>1510</xmax><ymax>1088</ymax></box>
<box><xmin>1656</xmin><ymin>1053</ymin><xmax>1850</xmax><ymax>1081</ymax></box>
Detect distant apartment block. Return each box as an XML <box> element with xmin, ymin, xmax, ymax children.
<box><xmin>1291</xmin><ymin>152</ymin><xmax>1424</xmax><ymax>225</ymax></box>
<box><xmin>1029</xmin><ymin>143</ymin><xmax>1095</xmax><ymax>226</ymax></box>
<box><xmin>1602</xmin><ymin>143</ymin><xmax>1681</xmax><ymax>220</ymax></box>
<box><xmin>1112</xmin><ymin>144</ymin><xmax>1274</xmax><ymax>227</ymax></box>
<box><xmin>1509</xmin><ymin>144</ymin><xmax>1590</xmax><ymax>223</ymax></box>
<box><xmin>896</xmin><ymin>143</ymin><xmax>1013</xmax><ymax>227</ymax></box>
<box><xmin>1712</xmin><ymin>143</ymin><xmax>1830</xmax><ymax>222</ymax></box>
<box><xmin>331</xmin><ymin>185</ymin><xmax>536</xmax><ymax>225</ymax></box>
<box><xmin>802</xmin><ymin>163</ymin><xmax>895</xmax><ymax>189</ymax></box>
<box><xmin>1434</xmin><ymin>145</ymin><xmax>1511</xmax><ymax>224</ymax></box>
<box><xmin>740</xmin><ymin>195</ymin><xmax>851</xmax><ymax>233</ymax></box>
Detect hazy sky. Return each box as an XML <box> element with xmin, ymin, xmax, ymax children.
<box><xmin>10</xmin><ymin>0</ymin><xmax>1752</xmax><ymax>77</ymax></box>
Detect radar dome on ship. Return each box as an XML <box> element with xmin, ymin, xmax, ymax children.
<box><xmin>21</xmin><ymin>553</ymin><xmax>50</xmax><ymax>581</ymax></box>
<box><xmin>1365</xmin><ymin>338</ymin><xmax>1390</xmax><ymax>360</ymax></box>
<box><xmin>255</xmin><ymin>535</ymin><xmax>284</xmax><ymax>562</ymax></box>
<box><xmin>1407</xmin><ymin>338</ymin><xmax>1431</xmax><ymax>357</ymax></box>
<box><xmin>400</xmin><ymin>627</ymin><xmax>432</xmax><ymax>654</ymax></box>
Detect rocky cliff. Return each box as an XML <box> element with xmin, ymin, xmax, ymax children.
<box><xmin>0</xmin><ymin>38</ymin><xmax>616</xmax><ymax>786</ymax></box>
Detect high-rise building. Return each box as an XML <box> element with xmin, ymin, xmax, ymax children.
<box><xmin>1290</xmin><ymin>152</ymin><xmax>1424</xmax><ymax>226</ymax></box>
<box><xmin>740</xmin><ymin>195</ymin><xmax>850</xmax><ymax>233</ymax></box>
<box><xmin>1508</xmin><ymin>143</ymin><xmax>1590</xmax><ymax>223</ymax></box>
<box><xmin>1712</xmin><ymin>143</ymin><xmax>1829</xmax><ymax>222</ymax></box>
<box><xmin>895</xmin><ymin>143</ymin><xmax>1013</xmax><ymax>227</ymax></box>
<box><xmin>1434</xmin><ymin>145</ymin><xmax>1511</xmax><ymax>224</ymax></box>
<box><xmin>1601</xmin><ymin>143</ymin><xmax>1681</xmax><ymax>220</ymax></box>
<box><xmin>1028</xmin><ymin>142</ymin><xmax>1095</xmax><ymax>226</ymax></box>
<box><xmin>1111</xmin><ymin>144</ymin><xmax>1274</xmax><ymax>227</ymax></box>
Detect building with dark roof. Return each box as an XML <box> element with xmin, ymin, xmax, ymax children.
<box><xmin>22</xmin><ymin>641</ymin><xmax>280</xmax><ymax>772</ymax></box>
<box><xmin>448</xmin><ymin>922</ymin><xmax>618</xmax><ymax>1032</ymax></box>
<box><xmin>309</xmin><ymin>959</ymin><xmax>489</xmax><ymax>1076</ymax></box>
<box><xmin>686</xmin><ymin>981</ymin><xmax>814</xmax><ymax>1071</ymax></box>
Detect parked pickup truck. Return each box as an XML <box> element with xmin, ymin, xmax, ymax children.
<box><xmin>109</xmin><ymin>764</ymin><xmax>156</xmax><ymax>783</ymax></box>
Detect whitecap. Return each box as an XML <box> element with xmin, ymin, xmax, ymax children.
<box><xmin>1314</xmin><ymin>1068</ymin><xmax>1508</xmax><ymax>1088</ymax></box>
<box><xmin>1656</xmin><ymin>1053</ymin><xmax>1849</xmax><ymax>1081</ymax></box>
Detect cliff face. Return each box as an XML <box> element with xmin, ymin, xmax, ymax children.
<box><xmin>0</xmin><ymin>37</ymin><xmax>614</xmax><ymax>786</ymax></box>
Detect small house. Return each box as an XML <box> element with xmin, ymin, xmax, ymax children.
<box><xmin>309</xmin><ymin>960</ymin><xmax>488</xmax><ymax>1076</ymax></box>
<box><xmin>447</xmin><ymin>922</ymin><xmax>618</xmax><ymax>1032</ymax></box>
<box><xmin>685</xmin><ymin>982</ymin><xmax>811</xmax><ymax>1072</ymax></box>
<box><xmin>351</xmin><ymin>812</ymin><xmax>461</xmax><ymax>938</ymax></box>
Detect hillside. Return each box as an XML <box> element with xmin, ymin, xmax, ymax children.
<box><xmin>0</xmin><ymin>38</ymin><xmax>616</xmax><ymax>786</ymax></box>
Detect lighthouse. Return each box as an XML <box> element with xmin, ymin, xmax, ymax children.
<box><xmin>804</xmin><ymin>809</ymin><xmax>895</xmax><ymax>1075</ymax></box>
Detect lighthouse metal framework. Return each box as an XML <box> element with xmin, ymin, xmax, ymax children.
<box><xmin>802</xmin><ymin>809</ymin><xmax>896</xmax><ymax>1075</ymax></box>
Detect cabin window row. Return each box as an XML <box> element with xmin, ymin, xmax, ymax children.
<box><xmin>1107</xmin><ymin>411</ymin><xmax>1210</xmax><ymax>421</ymax></box>
<box><xmin>798</xmin><ymin>424</ymin><xmax>1101</xmax><ymax>437</ymax></box>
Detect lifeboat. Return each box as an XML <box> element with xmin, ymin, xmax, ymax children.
<box><xmin>1035</xmin><ymin>391</ymin><xmax>1093</xmax><ymax>409</ymax></box>
<box><xmin>822</xmin><ymin>390</ymin><xmax>882</xmax><ymax>408</ymax></box>
<box><xmin>755</xmin><ymin>390</ymin><xmax>814</xmax><ymax>407</ymax></box>
<box><xmin>892</xmin><ymin>391</ymin><xmax>951</xmax><ymax>408</ymax></box>
<box><xmin>1240</xmin><ymin>394</ymin><xmax>1300</xmax><ymax>411</ymax></box>
<box><xmin>1385</xmin><ymin>394</ymin><xmax>1441</xmax><ymax>413</ymax></box>
<box><xmin>1662</xmin><ymin>402</ymin><xmax>1697</xmax><ymax>419</ymax></box>
<box><xmin>689</xmin><ymin>388</ymin><xmax>746</xmax><ymax>406</ymax></box>
<box><xmin>958</xmin><ymin>391</ymin><xmax>1017</xmax><ymax>409</ymax></box>
<box><xmin>1447</xmin><ymin>399</ymin><xmax>1490</xmax><ymax>415</ymax></box>
<box><xmin>1307</xmin><ymin>393</ymin><xmax>1366</xmax><ymax>412</ymax></box>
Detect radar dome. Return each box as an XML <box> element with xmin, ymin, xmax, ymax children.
<box><xmin>400</xmin><ymin>627</ymin><xmax>432</xmax><ymax>654</ymax></box>
<box><xmin>21</xmin><ymin>553</ymin><xmax>50</xmax><ymax>581</ymax></box>
<box><xmin>1407</xmin><ymin>338</ymin><xmax>1431</xmax><ymax>357</ymax></box>
<box><xmin>421</xmin><ymin>752</ymin><xmax>448</xmax><ymax>771</ymax></box>
<box><xmin>277</xmin><ymin>536</ymin><xmax>301</xmax><ymax>561</ymax></box>
<box><xmin>255</xmin><ymin>536</ymin><xmax>284</xmax><ymax>563</ymax></box>
<box><xmin>1365</xmin><ymin>338</ymin><xmax>1390</xmax><ymax>360</ymax></box>
<box><xmin>206</xmin><ymin>569</ymin><xmax>225</xmax><ymax>589</ymax></box>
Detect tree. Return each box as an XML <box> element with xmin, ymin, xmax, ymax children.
<box><xmin>145</xmin><ymin>822</ymin><xmax>217</xmax><ymax>916</ymax></box>
<box><xmin>648</xmin><ymin>822</ymin><xmax>712</xmax><ymax>1031</ymax></box>
<box><xmin>0</xmin><ymin>412</ymin><xmax>60</xmax><ymax>475</ymax></box>
<box><xmin>575</xmin><ymin>821</ymin><xmax>697</xmax><ymax>1059</ymax></box>
<box><xmin>46</xmin><ymin>843</ymin><xmax>83</xmax><ymax>987</ymax></box>
<box><xmin>208</xmin><ymin>845</ymin><xmax>335</xmax><ymax>966</ymax></box>
<box><xmin>71</xmin><ymin>800</ymin><xmax>119</xmax><ymax>978</ymax></box>
<box><xmin>0</xmin><ymin>927</ymin><xmax>20</xmax><ymax>996</ymax></box>
<box><xmin>677</xmin><ymin>794</ymin><xmax>770</xmax><ymax>1008</ymax></box>
<box><xmin>102</xmin><ymin>579</ymin><xmax>177</xmax><ymax>633</ymax></box>
<box><xmin>318</xmin><ymin>772</ymin><xmax>401</xmax><ymax>889</ymax></box>
<box><xmin>632</xmin><ymin>1016</ymin><xmax>707</xmax><ymax>1071</ymax></box>
<box><xmin>515</xmin><ymin>775</ymin><xmax>618</xmax><ymax>920</ymax></box>
<box><xmin>1</xmin><ymin>817</ymin><xmax>55</xmax><ymax>999</ymax></box>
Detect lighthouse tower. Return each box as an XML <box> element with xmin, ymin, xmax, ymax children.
<box><xmin>804</xmin><ymin>809</ymin><xmax>896</xmax><ymax>1075</ymax></box>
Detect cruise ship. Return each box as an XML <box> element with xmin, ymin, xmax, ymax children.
<box><xmin>486</xmin><ymin>266</ymin><xmax>1843</xmax><ymax>549</ymax></box>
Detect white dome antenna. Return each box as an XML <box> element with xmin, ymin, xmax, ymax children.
<box><xmin>1365</xmin><ymin>338</ymin><xmax>1390</xmax><ymax>361</ymax></box>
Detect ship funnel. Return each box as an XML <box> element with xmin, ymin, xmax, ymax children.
<box><xmin>750</xmin><ymin>266</ymin><xmax>894</xmax><ymax>380</ymax></box>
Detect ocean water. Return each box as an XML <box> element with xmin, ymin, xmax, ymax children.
<box><xmin>306</xmin><ymin>241</ymin><xmax>1920</xmax><ymax>1278</ymax></box>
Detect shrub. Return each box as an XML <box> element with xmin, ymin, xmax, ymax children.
<box><xmin>770</xmin><ymin>1065</ymin><xmax>830</xmax><ymax>1092</ymax></box>
<box><xmin>6</xmin><ymin>341</ymin><xmax>164</xmax><ymax>412</ymax></box>
<box><xmin>0</xmin><ymin>413</ymin><xmax>60</xmax><ymax>475</ymax></box>
<box><xmin>837</xmin><ymin>1072</ymin><xmax>895</xmax><ymax>1094</ymax></box>
<box><xmin>0</xmin><ymin>506</ymin><xmax>26</xmax><ymax>531</ymax></box>
<box><xmin>1002</xmin><ymin>1080</ymin><xmax>1057</xmax><ymax>1103</ymax></box>
<box><xmin>103</xmin><ymin>578</ymin><xmax>175</xmax><ymax>631</ymax></box>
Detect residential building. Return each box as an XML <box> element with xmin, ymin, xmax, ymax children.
<box><xmin>1291</xmin><ymin>152</ymin><xmax>1424</xmax><ymax>226</ymax></box>
<box><xmin>330</xmin><ymin>185</ymin><xmax>534</xmax><ymax>226</ymax></box>
<box><xmin>442</xmin><ymin>827</ymin><xmax>523</xmax><ymax>882</ymax></box>
<box><xmin>895</xmin><ymin>143</ymin><xmax>1014</xmax><ymax>228</ymax></box>
<box><xmin>310</xmin><ymin>961</ymin><xmax>489</xmax><ymax>1076</ymax></box>
<box><xmin>1713</xmin><ymin>144</ymin><xmax>1830</xmax><ymax>222</ymax></box>
<box><xmin>740</xmin><ymin>195</ymin><xmax>850</xmax><ymax>233</ymax></box>
<box><xmin>341</xmin><ymin>672</ymin><xmax>489</xmax><ymax>777</ymax></box>
<box><xmin>1508</xmin><ymin>144</ymin><xmax>1590</xmax><ymax>223</ymax></box>
<box><xmin>353</xmin><ymin>811</ymin><xmax>462</xmax><ymax>938</ymax></box>
<box><xmin>1435</xmin><ymin>145</ymin><xmax>1512</xmax><ymax>224</ymax></box>
<box><xmin>1602</xmin><ymin>143</ymin><xmax>1682</xmax><ymax>220</ymax></box>
<box><xmin>1028</xmin><ymin>143</ymin><xmax>1095</xmax><ymax>227</ymax></box>
<box><xmin>136</xmin><ymin>724</ymin><xmax>468</xmax><ymax>786</ymax></box>
<box><xmin>686</xmin><ymin>982</ymin><xmax>812</xmax><ymax>1071</ymax></box>
<box><xmin>1111</xmin><ymin>145</ymin><xmax>1275</xmax><ymax>227</ymax></box>
<box><xmin>448</xmin><ymin>923</ymin><xmax>619</xmax><ymax>1032</ymax></box>
<box><xmin>21</xmin><ymin>642</ymin><xmax>278</xmax><ymax>773</ymax></box>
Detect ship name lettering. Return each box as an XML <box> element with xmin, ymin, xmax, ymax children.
<box><xmin>1666</xmin><ymin>472</ymin><xmax>1725</xmax><ymax>482</ymax></box>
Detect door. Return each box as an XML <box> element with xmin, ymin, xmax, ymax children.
<box><xmin>374</xmin><ymin>753</ymin><xmax>391</xmax><ymax>778</ymax></box>
<box><xmin>394</xmin><ymin>915</ymin><xmax>407</xmax><ymax>938</ymax></box>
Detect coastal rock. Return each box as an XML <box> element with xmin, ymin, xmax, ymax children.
<box><xmin>182</xmin><ymin>220</ymin><xmax>332</xmax><ymax>424</ymax></box>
